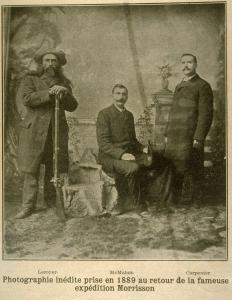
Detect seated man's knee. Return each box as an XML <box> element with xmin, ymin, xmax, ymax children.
<box><xmin>113</xmin><ymin>160</ymin><xmax>140</xmax><ymax>177</ymax></box>
<box><xmin>125</xmin><ymin>162</ymin><xmax>139</xmax><ymax>177</ymax></box>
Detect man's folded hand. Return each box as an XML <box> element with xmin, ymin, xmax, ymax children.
<box><xmin>121</xmin><ymin>153</ymin><xmax>135</xmax><ymax>161</ymax></box>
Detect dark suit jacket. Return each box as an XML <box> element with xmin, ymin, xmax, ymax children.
<box><xmin>18</xmin><ymin>72</ymin><xmax>78</xmax><ymax>173</ymax></box>
<box><xmin>165</xmin><ymin>74</ymin><xmax>213</xmax><ymax>174</ymax></box>
<box><xmin>96</xmin><ymin>104</ymin><xmax>143</xmax><ymax>172</ymax></box>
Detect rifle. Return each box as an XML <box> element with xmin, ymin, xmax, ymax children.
<box><xmin>52</xmin><ymin>94</ymin><xmax>66</xmax><ymax>222</ymax></box>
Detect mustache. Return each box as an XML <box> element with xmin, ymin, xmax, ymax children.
<box><xmin>44</xmin><ymin>66</ymin><xmax>60</xmax><ymax>76</ymax></box>
<box><xmin>183</xmin><ymin>67</ymin><xmax>191</xmax><ymax>71</ymax></box>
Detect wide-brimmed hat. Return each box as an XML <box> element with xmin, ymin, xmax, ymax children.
<box><xmin>34</xmin><ymin>49</ymin><xmax>67</xmax><ymax>66</ymax></box>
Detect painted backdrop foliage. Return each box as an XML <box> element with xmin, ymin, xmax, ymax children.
<box><xmin>205</xmin><ymin>26</ymin><xmax>226</xmax><ymax>199</ymax></box>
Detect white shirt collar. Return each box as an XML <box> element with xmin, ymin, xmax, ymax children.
<box><xmin>114</xmin><ymin>103</ymin><xmax>126</xmax><ymax>112</ymax></box>
<box><xmin>182</xmin><ymin>73</ymin><xmax>197</xmax><ymax>82</ymax></box>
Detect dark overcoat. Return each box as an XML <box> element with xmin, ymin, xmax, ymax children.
<box><xmin>18</xmin><ymin>72</ymin><xmax>78</xmax><ymax>173</ymax></box>
<box><xmin>164</xmin><ymin>74</ymin><xmax>213</xmax><ymax>174</ymax></box>
<box><xmin>96</xmin><ymin>104</ymin><xmax>143</xmax><ymax>173</ymax></box>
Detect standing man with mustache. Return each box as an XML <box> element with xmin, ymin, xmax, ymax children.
<box><xmin>16</xmin><ymin>50</ymin><xmax>78</xmax><ymax>218</ymax></box>
<box><xmin>164</xmin><ymin>53</ymin><xmax>213</xmax><ymax>207</ymax></box>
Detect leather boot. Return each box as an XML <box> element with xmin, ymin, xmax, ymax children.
<box><xmin>15</xmin><ymin>208</ymin><xmax>33</xmax><ymax>219</ymax></box>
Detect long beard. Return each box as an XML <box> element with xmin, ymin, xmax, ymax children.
<box><xmin>44</xmin><ymin>66</ymin><xmax>60</xmax><ymax>77</ymax></box>
<box><xmin>43</xmin><ymin>66</ymin><xmax>63</xmax><ymax>87</ymax></box>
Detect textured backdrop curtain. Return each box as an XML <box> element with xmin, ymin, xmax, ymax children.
<box><xmin>4</xmin><ymin>7</ymin><xmax>20</xmax><ymax>175</ymax></box>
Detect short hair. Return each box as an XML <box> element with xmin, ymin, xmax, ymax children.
<box><xmin>181</xmin><ymin>53</ymin><xmax>197</xmax><ymax>64</ymax></box>
<box><xmin>112</xmin><ymin>84</ymin><xmax>128</xmax><ymax>94</ymax></box>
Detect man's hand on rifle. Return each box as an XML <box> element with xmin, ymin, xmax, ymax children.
<box><xmin>49</xmin><ymin>85</ymin><xmax>68</xmax><ymax>98</ymax></box>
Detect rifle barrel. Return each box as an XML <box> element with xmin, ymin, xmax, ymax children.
<box><xmin>54</xmin><ymin>97</ymin><xmax>60</xmax><ymax>180</ymax></box>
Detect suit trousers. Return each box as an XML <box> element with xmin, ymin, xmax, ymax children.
<box><xmin>174</xmin><ymin>147</ymin><xmax>204</xmax><ymax>205</ymax></box>
<box><xmin>101</xmin><ymin>153</ymin><xmax>149</xmax><ymax>210</ymax></box>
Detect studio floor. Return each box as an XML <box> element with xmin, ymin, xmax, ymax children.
<box><xmin>3</xmin><ymin>195</ymin><xmax>226</xmax><ymax>260</ymax></box>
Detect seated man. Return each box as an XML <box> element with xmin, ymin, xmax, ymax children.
<box><xmin>96</xmin><ymin>84</ymin><xmax>173</xmax><ymax>214</ymax></box>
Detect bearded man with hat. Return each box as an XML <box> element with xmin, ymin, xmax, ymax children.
<box><xmin>16</xmin><ymin>49</ymin><xmax>78</xmax><ymax>219</ymax></box>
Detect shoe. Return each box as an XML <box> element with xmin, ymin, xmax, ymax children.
<box><xmin>139</xmin><ymin>210</ymin><xmax>151</xmax><ymax>217</ymax></box>
<box><xmin>167</xmin><ymin>205</ymin><xmax>176</xmax><ymax>213</ymax></box>
<box><xmin>192</xmin><ymin>201</ymin><xmax>201</xmax><ymax>209</ymax></box>
<box><xmin>110</xmin><ymin>202</ymin><xmax>128</xmax><ymax>216</ymax></box>
<box><xmin>45</xmin><ymin>198</ymin><xmax>56</xmax><ymax>208</ymax></box>
<box><xmin>156</xmin><ymin>203</ymin><xmax>176</xmax><ymax>213</ymax></box>
<box><xmin>98</xmin><ymin>209</ymin><xmax>111</xmax><ymax>218</ymax></box>
<box><xmin>111</xmin><ymin>208</ymin><xmax>125</xmax><ymax>216</ymax></box>
<box><xmin>15</xmin><ymin>208</ymin><xmax>33</xmax><ymax>219</ymax></box>
<box><xmin>47</xmin><ymin>203</ymin><xmax>57</xmax><ymax>209</ymax></box>
<box><xmin>135</xmin><ymin>204</ymin><xmax>149</xmax><ymax>215</ymax></box>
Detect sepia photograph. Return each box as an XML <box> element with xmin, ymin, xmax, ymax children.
<box><xmin>2</xmin><ymin>2</ymin><xmax>226</xmax><ymax>261</ymax></box>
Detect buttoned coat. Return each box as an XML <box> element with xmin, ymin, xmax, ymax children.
<box><xmin>18</xmin><ymin>72</ymin><xmax>78</xmax><ymax>173</ymax></box>
<box><xmin>96</xmin><ymin>104</ymin><xmax>143</xmax><ymax>173</ymax></box>
<box><xmin>164</xmin><ymin>74</ymin><xmax>213</xmax><ymax>174</ymax></box>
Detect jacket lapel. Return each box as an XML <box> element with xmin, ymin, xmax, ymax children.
<box><xmin>39</xmin><ymin>73</ymin><xmax>52</xmax><ymax>88</ymax></box>
<box><xmin>39</xmin><ymin>73</ymin><xmax>62</xmax><ymax>88</ymax></box>
<box><xmin>176</xmin><ymin>74</ymin><xmax>199</xmax><ymax>92</ymax></box>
